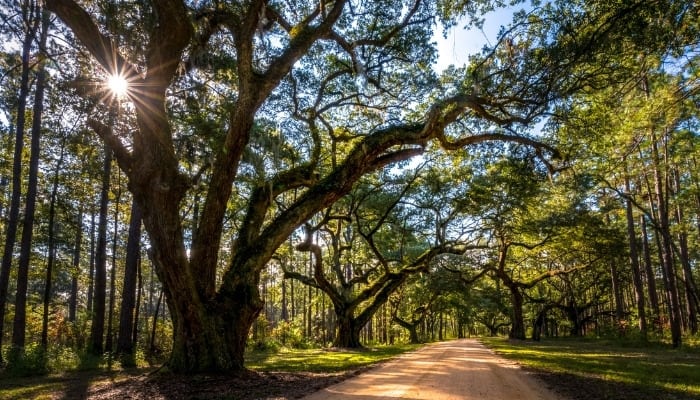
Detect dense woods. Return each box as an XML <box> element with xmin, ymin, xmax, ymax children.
<box><xmin>0</xmin><ymin>0</ymin><xmax>699</xmax><ymax>376</ymax></box>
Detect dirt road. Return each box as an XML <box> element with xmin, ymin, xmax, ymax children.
<box><xmin>302</xmin><ymin>339</ymin><xmax>564</xmax><ymax>400</ymax></box>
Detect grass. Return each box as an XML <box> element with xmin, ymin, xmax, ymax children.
<box><xmin>481</xmin><ymin>336</ymin><xmax>700</xmax><ymax>399</ymax></box>
<box><xmin>0</xmin><ymin>345</ymin><xmax>158</xmax><ymax>400</ymax></box>
<box><xmin>0</xmin><ymin>343</ymin><xmax>421</xmax><ymax>399</ymax></box>
<box><xmin>245</xmin><ymin>343</ymin><xmax>422</xmax><ymax>373</ymax></box>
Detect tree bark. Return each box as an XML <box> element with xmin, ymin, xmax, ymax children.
<box><xmin>68</xmin><ymin>211</ymin><xmax>82</xmax><ymax>323</ymax></box>
<box><xmin>89</xmin><ymin>143</ymin><xmax>112</xmax><ymax>354</ymax></box>
<box><xmin>87</xmin><ymin>211</ymin><xmax>96</xmax><ymax>315</ymax></box>
<box><xmin>393</xmin><ymin>316</ymin><xmax>421</xmax><ymax>344</ymax></box>
<box><xmin>43</xmin><ymin>126</ymin><xmax>67</xmax><ymax>348</ymax></box>
<box><xmin>623</xmin><ymin>184</ymin><xmax>647</xmax><ymax>339</ymax></box>
<box><xmin>334</xmin><ymin>308</ymin><xmax>362</xmax><ymax>348</ymax></box>
<box><xmin>13</xmin><ymin>5</ymin><xmax>50</xmax><ymax>351</ymax></box>
<box><xmin>117</xmin><ymin>198</ymin><xmax>143</xmax><ymax>357</ymax></box>
<box><xmin>673</xmin><ymin>170</ymin><xmax>699</xmax><ymax>334</ymax></box>
<box><xmin>106</xmin><ymin>173</ymin><xmax>122</xmax><ymax>353</ymax></box>
<box><xmin>149</xmin><ymin>290</ymin><xmax>163</xmax><ymax>355</ymax></box>
<box><xmin>640</xmin><ymin>215</ymin><xmax>660</xmax><ymax>330</ymax></box>
<box><xmin>132</xmin><ymin>257</ymin><xmax>142</xmax><ymax>346</ymax></box>
<box><xmin>0</xmin><ymin>0</ymin><xmax>38</xmax><ymax>362</ymax></box>
<box><xmin>508</xmin><ymin>286</ymin><xmax>526</xmax><ymax>340</ymax></box>
<box><xmin>609</xmin><ymin>261</ymin><xmax>625</xmax><ymax>335</ymax></box>
<box><xmin>650</xmin><ymin>128</ymin><xmax>682</xmax><ymax>347</ymax></box>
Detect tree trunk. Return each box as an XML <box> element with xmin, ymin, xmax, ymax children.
<box><xmin>117</xmin><ymin>199</ymin><xmax>143</xmax><ymax>357</ymax></box>
<box><xmin>650</xmin><ymin>129</ymin><xmax>682</xmax><ymax>348</ymax></box>
<box><xmin>677</xmin><ymin>225</ymin><xmax>699</xmax><ymax>334</ymax></box>
<box><xmin>12</xmin><ymin>6</ymin><xmax>50</xmax><ymax>351</ymax></box>
<box><xmin>87</xmin><ymin>211</ymin><xmax>96</xmax><ymax>315</ymax></box>
<box><xmin>149</xmin><ymin>291</ymin><xmax>162</xmax><ymax>354</ymax></box>
<box><xmin>132</xmin><ymin>257</ymin><xmax>143</xmax><ymax>346</ymax></box>
<box><xmin>334</xmin><ymin>308</ymin><xmax>362</xmax><ymax>348</ymax></box>
<box><xmin>42</xmin><ymin>129</ymin><xmax>67</xmax><ymax>348</ymax></box>
<box><xmin>392</xmin><ymin>316</ymin><xmax>420</xmax><ymax>344</ymax></box>
<box><xmin>509</xmin><ymin>287</ymin><xmax>526</xmax><ymax>340</ymax></box>
<box><xmin>532</xmin><ymin>308</ymin><xmax>548</xmax><ymax>341</ymax></box>
<box><xmin>640</xmin><ymin>215</ymin><xmax>661</xmax><ymax>330</ymax></box>
<box><xmin>68</xmin><ymin>211</ymin><xmax>82</xmax><ymax>323</ymax></box>
<box><xmin>89</xmin><ymin>143</ymin><xmax>112</xmax><ymax>354</ymax></box>
<box><xmin>673</xmin><ymin>171</ymin><xmax>699</xmax><ymax>334</ymax></box>
<box><xmin>106</xmin><ymin>174</ymin><xmax>122</xmax><ymax>353</ymax></box>
<box><xmin>281</xmin><ymin>273</ymin><xmax>288</xmax><ymax>322</ymax></box>
<box><xmin>164</xmin><ymin>281</ymin><xmax>263</xmax><ymax>371</ymax></box>
<box><xmin>0</xmin><ymin>5</ymin><xmax>36</xmax><ymax>365</ymax></box>
<box><xmin>623</xmin><ymin>176</ymin><xmax>647</xmax><ymax>339</ymax></box>
<box><xmin>609</xmin><ymin>261</ymin><xmax>625</xmax><ymax>335</ymax></box>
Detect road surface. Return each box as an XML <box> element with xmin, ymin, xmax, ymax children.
<box><xmin>302</xmin><ymin>339</ymin><xmax>564</xmax><ymax>400</ymax></box>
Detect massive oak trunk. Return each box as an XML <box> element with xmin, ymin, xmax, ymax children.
<box><xmin>334</xmin><ymin>308</ymin><xmax>363</xmax><ymax>348</ymax></box>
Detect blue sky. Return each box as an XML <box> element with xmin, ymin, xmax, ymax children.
<box><xmin>434</xmin><ymin>6</ymin><xmax>523</xmax><ymax>71</ymax></box>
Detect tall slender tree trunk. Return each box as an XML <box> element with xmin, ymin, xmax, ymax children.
<box><xmin>87</xmin><ymin>211</ymin><xmax>96</xmax><ymax>314</ymax></box>
<box><xmin>610</xmin><ymin>260</ymin><xmax>625</xmax><ymax>334</ymax></box>
<box><xmin>42</xmin><ymin>131</ymin><xmax>67</xmax><ymax>348</ymax></box>
<box><xmin>106</xmin><ymin>174</ymin><xmax>122</xmax><ymax>353</ymax></box>
<box><xmin>12</xmin><ymin>5</ymin><xmax>50</xmax><ymax>351</ymax></box>
<box><xmin>673</xmin><ymin>171</ymin><xmax>699</xmax><ymax>334</ymax></box>
<box><xmin>68</xmin><ymin>211</ymin><xmax>83</xmax><ymax>323</ymax></box>
<box><xmin>117</xmin><ymin>199</ymin><xmax>142</xmax><ymax>357</ymax></box>
<box><xmin>0</xmin><ymin>0</ymin><xmax>39</xmax><ymax>363</ymax></box>
<box><xmin>132</xmin><ymin>257</ymin><xmax>142</xmax><ymax>346</ymax></box>
<box><xmin>149</xmin><ymin>290</ymin><xmax>163</xmax><ymax>354</ymax></box>
<box><xmin>90</xmin><ymin>144</ymin><xmax>112</xmax><ymax>354</ymax></box>
<box><xmin>650</xmin><ymin>128</ymin><xmax>682</xmax><ymax>347</ymax></box>
<box><xmin>281</xmin><ymin>273</ymin><xmax>288</xmax><ymax>322</ymax></box>
<box><xmin>640</xmin><ymin>215</ymin><xmax>660</xmax><ymax>330</ymax></box>
<box><xmin>623</xmin><ymin>175</ymin><xmax>647</xmax><ymax>339</ymax></box>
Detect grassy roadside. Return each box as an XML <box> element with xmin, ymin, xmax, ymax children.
<box><xmin>481</xmin><ymin>337</ymin><xmax>700</xmax><ymax>400</ymax></box>
<box><xmin>0</xmin><ymin>344</ymin><xmax>421</xmax><ymax>399</ymax></box>
<box><xmin>245</xmin><ymin>343</ymin><xmax>422</xmax><ymax>372</ymax></box>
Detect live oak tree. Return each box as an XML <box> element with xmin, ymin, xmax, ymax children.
<box><xmin>42</xmin><ymin>0</ymin><xmax>690</xmax><ymax>372</ymax></box>
<box><xmin>286</xmin><ymin>170</ymin><xmax>468</xmax><ymax>347</ymax></box>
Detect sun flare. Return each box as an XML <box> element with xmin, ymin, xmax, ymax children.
<box><xmin>107</xmin><ymin>74</ymin><xmax>129</xmax><ymax>97</ymax></box>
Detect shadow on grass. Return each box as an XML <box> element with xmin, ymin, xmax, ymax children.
<box><xmin>483</xmin><ymin>337</ymin><xmax>700</xmax><ymax>400</ymax></box>
<box><xmin>528</xmin><ymin>367</ymin><xmax>700</xmax><ymax>400</ymax></box>
<box><xmin>0</xmin><ymin>351</ymin><xmax>152</xmax><ymax>400</ymax></box>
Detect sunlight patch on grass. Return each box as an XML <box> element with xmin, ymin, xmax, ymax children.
<box><xmin>0</xmin><ymin>381</ymin><xmax>64</xmax><ymax>400</ymax></box>
<box><xmin>246</xmin><ymin>344</ymin><xmax>422</xmax><ymax>373</ymax></box>
<box><xmin>481</xmin><ymin>337</ymin><xmax>700</xmax><ymax>397</ymax></box>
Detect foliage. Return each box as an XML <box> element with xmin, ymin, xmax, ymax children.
<box><xmin>0</xmin><ymin>0</ymin><xmax>698</xmax><ymax>377</ymax></box>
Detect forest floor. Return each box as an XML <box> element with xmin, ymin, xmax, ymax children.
<box><xmin>2</xmin><ymin>338</ymin><xmax>698</xmax><ymax>399</ymax></box>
